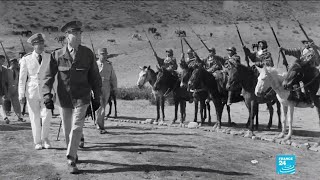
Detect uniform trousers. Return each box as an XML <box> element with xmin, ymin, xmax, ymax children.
<box><xmin>5</xmin><ymin>85</ymin><xmax>21</xmax><ymax>117</ymax></box>
<box><xmin>95</xmin><ymin>83</ymin><xmax>111</xmax><ymax>130</ymax></box>
<box><xmin>59</xmin><ymin>104</ymin><xmax>89</xmax><ymax>159</ymax></box>
<box><xmin>0</xmin><ymin>96</ymin><xmax>8</xmax><ymax>120</ymax></box>
<box><xmin>27</xmin><ymin>98</ymin><xmax>52</xmax><ymax>144</ymax></box>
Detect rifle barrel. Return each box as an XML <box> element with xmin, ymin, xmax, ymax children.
<box><xmin>0</xmin><ymin>42</ymin><xmax>10</xmax><ymax>67</ymax></box>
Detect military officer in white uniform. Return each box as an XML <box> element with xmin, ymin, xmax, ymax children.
<box><xmin>18</xmin><ymin>33</ymin><xmax>52</xmax><ymax>150</ymax></box>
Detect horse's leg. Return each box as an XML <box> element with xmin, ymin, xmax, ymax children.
<box><xmin>173</xmin><ymin>98</ymin><xmax>178</xmax><ymax>123</ymax></box>
<box><xmin>161</xmin><ymin>96</ymin><xmax>165</xmax><ymax>122</ymax></box>
<box><xmin>114</xmin><ymin>95</ymin><xmax>117</xmax><ymax>118</ymax></box>
<box><xmin>266</xmin><ymin>103</ymin><xmax>273</xmax><ymax>129</ymax></box>
<box><xmin>180</xmin><ymin>101</ymin><xmax>186</xmax><ymax>123</ymax></box>
<box><xmin>276</xmin><ymin>101</ymin><xmax>281</xmax><ymax>129</ymax></box>
<box><xmin>194</xmin><ymin>99</ymin><xmax>198</xmax><ymax>122</ymax></box>
<box><xmin>255</xmin><ymin>104</ymin><xmax>259</xmax><ymax>130</ymax></box>
<box><xmin>206</xmin><ymin>101</ymin><xmax>211</xmax><ymax>125</ymax></box>
<box><xmin>107</xmin><ymin>98</ymin><xmax>112</xmax><ymax>117</ymax></box>
<box><xmin>156</xmin><ymin>96</ymin><xmax>160</xmax><ymax>122</ymax></box>
<box><xmin>212</xmin><ymin>99</ymin><xmax>223</xmax><ymax>130</ymax></box>
<box><xmin>278</xmin><ymin>104</ymin><xmax>287</xmax><ymax>138</ymax></box>
<box><xmin>226</xmin><ymin>104</ymin><xmax>234</xmax><ymax>126</ymax></box>
<box><xmin>284</xmin><ymin>105</ymin><xmax>294</xmax><ymax>141</ymax></box>
<box><xmin>200</xmin><ymin>100</ymin><xmax>206</xmax><ymax>124</ymax></box>
<box><xmin>249</xmin><ymin>100</ymin><xmax>255</xmax><ymax>132</ymax></box>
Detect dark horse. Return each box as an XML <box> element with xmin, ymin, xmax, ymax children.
<box><xmin>226</xmin><ymin>63</ymin><xmax>281</xmax><ymax>131</ymax></box>
<box><xmin>188</xmin><ymin>66</ymin><xmax>243</xmax><ymax>130</ymax></box>
<box><xmin>180</xmin><ymin>61</ymin><xmax>211</xmax><ymax>124</ymax></box>
<box><xmin>153</xmin><ymin>67</ymin><xmax>189</xmax><ymax>123</ymax></box>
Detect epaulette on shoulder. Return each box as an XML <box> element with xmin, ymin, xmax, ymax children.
<box><xmin>23</xmin><ymin>52</ymin><xmax>32</xmax><ymax>57</ymax></box>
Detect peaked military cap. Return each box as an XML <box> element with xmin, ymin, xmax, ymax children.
<box><xmin>208</xmin><ymin>47</ymin><xmax>216</xmax><ymax>52</ymax></box>
<box><xmin>27</xmin><ymin>33</ymin><xmax>45</xmax><ymax>44</ymax></box>
<box><xmin>61</xmin><ymin>21</ymin><xmax>82</xmax><ymax>33</ymax></box>
<box><xmin>98</xmin><ymin>48</ymin><xmax>108</xmax><ymax>54</ymax></box>
<box><xmin>226</xmin><ymin>47</ymin><xmax>236</xmax><ymax>53</ymax></box>
<box><xmin>258</xmin><ymin>40</ymin><xmax>268</xmax><ymax>47</ymax></box>
<box><xmin>187</xmin><ymin>49</ymin><xmax>193</xmax><ymax>54</ymax></box>
<box><xmin>165</xmin><ymin>48</ymin><xmax>173</xmax><ymax>54</ymax></box>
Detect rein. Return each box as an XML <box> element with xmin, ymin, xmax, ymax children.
<box><xmin>291</xmin><ymin>72</ymin><xmax>320</xmax><ymax>92</ymax></box>
<box><xmin>262</xmin><ymin>87</ymin><xmax>273</xmax><ymax>98</ymax></box>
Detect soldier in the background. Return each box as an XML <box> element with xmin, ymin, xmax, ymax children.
<box><xmin>244</xmin><ymin>40</ymin><xmax>274</xmax><ymax>67</ymax></box>
<box><xmin>203</xmin><ymin>47</ymin><xmax>225</xmax><ymax>74</ymax></box>
<box><xmin>154</xmin><ymin>48</ymin><xmax>178</xmax><ymax>76</ymax></box>
<box><xmin>95</xmin><ymin>48</ymin><xmax>117</xmax><ymax>134</ymax></box>
<box><xmin>4</xmin><ymin>58</ymin><xmax>24</xmax><ymax>122</ymax></box>
<box><xmin>0</xmin><ymin>55</ymin><xmax>9</xmax><ymax>124</ymax></box>
<box><xmin>280</xmin><ymin>39</ymin><xmax>320</xmax><ymax>103</ymax></box>
<box><xmin>224</xmin><ymin>47</ymin><xmax>242</xmax><ymax>105</ymax></box>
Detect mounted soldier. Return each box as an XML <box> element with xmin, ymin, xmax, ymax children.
<box><xmin>154</xmin><ymin>48</ymin><xmax>178</xmax><ymax>78</ymax></box>
<box><xmin>181</xmin><ymin>49</ymin><xmax>203</xmax><ymax>70</ymax></box>
<box><xmin>203</xmin><ymin>47</ymin><xmax>225</xmax><ymax>74</ymax></box>
<box><xmin>244</xmin><ymin>40</ymin><xmax>274</xmax><ymax>68</ymax></box>
<box><xmin>280</xmin><ymin>39</ymin><xmax>320</xmax><ymax>103</ymax></box>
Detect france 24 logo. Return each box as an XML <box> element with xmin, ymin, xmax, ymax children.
<box><xmin>276</xmin><ymin>155</ymin><xmax>296</xmax><ymax>174</ymax></box>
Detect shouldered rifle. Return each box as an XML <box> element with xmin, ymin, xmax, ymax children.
<box><xmin>0</xmin><ymin>41</ymin><xmax>10</xmax><ymax>67</ymax></box>
<box><xmin>234</xmin><ymin>23</ymin><xmax>249</xmax><ymax>67</ymax></box>
<box><xmin>143</xmin><ymin>29</ymin><xmax>156</xmax><ymax>55</ymax></box>
<box><xmin>19</xmin><ymin>37</ymin><xmax>26</xmax><ymax>53</ymax></box>
<box><xmin>268</xmin><ymin>22</ymin><xmax>288</xmax><ymax>71</ymax></box>
<box><xmin>180</xmin><ymin>37</ymin><xmax>184</xmax><ymax>55</ymax></box>
<box><xmin>188</xmin><ymin>25</ymin><xmax>210</xmax><ymax>51</ymax></box>
<box><xmin>183</xmin><ymin>38</ymin><xmax>201</xmax><ymax>60</ymax></box>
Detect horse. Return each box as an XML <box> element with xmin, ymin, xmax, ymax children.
<box><xmin>180</xmin><ymin>61</ymin><xmax>211</xmax><ymax>124</ymax></box>
<box><xmin>107</xmin><ymin>90</ymin><xmax>117</xmax><ymax>118</ymax></box>
<box><xmin>255</xmin><ymin>64</ymin><xmax>320</xmax><ymax>140</ymax></box>
<box><xmin>54</xmin><ymin>36</ymin><xmax>66</xmax><ymax>45</ymax></box>
<box><xmin>153</xmin><ymin>32</ymin><xmax>161</xmax><ymax>40</ymax></box>
<box><xmin>137</xmin><ymin>66</ymin><xmax>165</xmax><ymax>122</ymax></box>
<box><xmin>226</xmin><ymin>63</ymin><xmax>281</xmax><ymax>131</ymax></box>
<box><xmin>175</xmin><ymin>30</ymin><xmax>186</xmax><ymax>37</ymax></box>
<box><xmin>148</xmin><ymin>27</ymin><xmax>157</xmax><ymax>34</ymax></box>
<box><xmin>188</xmin><ymin>66</ymin><xmax>241</xmax><ymax>129</ymax></box>
<box><xmin>153</xmin><ymin>67</ymin><xmax>188</xmax><ymax>124</ymax></box>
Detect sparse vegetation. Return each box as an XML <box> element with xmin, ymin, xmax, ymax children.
<box><xmin>292</xmin><ymin>30</ymin><xmax>299</xmax><ymax>34</ymax></box>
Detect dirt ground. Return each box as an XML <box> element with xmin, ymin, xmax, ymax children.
<box><xmin>0</xmin><ymin>99</ymin><xmax>319</xmax><ymax>180</ymax></box>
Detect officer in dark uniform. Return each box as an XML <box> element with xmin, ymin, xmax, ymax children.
<box><xmin>42</xmin><ymin>21</ymin><xmax>102</xmax><ymax>174</ymax></box>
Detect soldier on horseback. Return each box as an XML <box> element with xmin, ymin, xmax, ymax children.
<box><xmin>203</xmin><ymin>47</ymin><xmax>225</xmax><ymax>74</ymax></box>
<box><xmin>224</xmin><ymin>47</ymin><xmax>242</xmax><ymax>105</ymax></box>
<box><xmin>154</xmin><ymin>49</ymin><xmax>178</xmax><ymax>73</ymax></box>
<box><xmin>280</xmin><ymin>39</ymin><xmax>320</xmax><ymax>103</ymax></box>
<box><xmin>244</xmin><ymin>40</ymin><xmax>274</xmax><ymax>68</ymax></box>
<box><xmin>181</xmin><ymin>49</ymin><xmax>203</xmax><ymax>70</ymax></box>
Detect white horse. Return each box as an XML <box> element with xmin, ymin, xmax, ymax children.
<box><xmin>254</xmin><ymin>66</ymin><xmax>316</xmax><ymax>140</ymax></box>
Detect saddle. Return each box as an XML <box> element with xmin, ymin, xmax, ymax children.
<box><xmin>288</xmin><ymin>84</ymin><xmax>313</xmax><ymax>105</ymax></box>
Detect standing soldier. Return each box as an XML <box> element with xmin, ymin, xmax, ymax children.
<box><xmin>18</xmin><ymin>33</ymin><xmax>52</xmax><ymax>150</ymax></box>
<box><xmin>244</xmin><ymin>40</ymin><xmax>274</xmax><ymax>67</ymax></box>
<box><xmin>203</xmin><ymin>47</ymin><xmax>225</xmax><ymax>74</ymax></box>
<box><xmin>42</xmin><ymin>21</ymin><xmax>102</xmax><ymax>174</ymax></box>
<box><xmin>0</xmin><ymin>55</ymin><xmax>9</xmax><ymax>124</ymax></box>
<box><xmin>224</xmin><ymin>47</ymin><xmax>241</xmax><ymax>105</ymax></box>
<box><xmin>5</xmin><ymin>58</ymin><xmax>24</xmax><ymax>122</ymax></box>
<box><xmin>95</xmin><ymin>48</ymin><xmax>117</xmax><ymax>134</ymax></box>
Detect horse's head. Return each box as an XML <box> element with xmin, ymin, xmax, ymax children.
<box><xmin>179</xmin><ymin>61</ymin><xmax>192</xmax><ymax>88</ymax></box>
<box><xmin>137</xmin><ymin>66</ymin><xmax>151</xmax><ymax>89</ymax></box>
<box><xmin>188</xmin><ymin>66</ymin><xmax>203</xmax><ymax>91</ymax></box>
<box><xmin>226</xmin><ymin>62</ymin><xmax>242</xmax><ymax>91</ymax></box>
<box><xmin>282</xmin><ymin>62</ymin><xmax>304</xmax><ymax>90</ymax></box>
<box><xmin>255</xmin><ymin>66</ymin><xmax>273</xmax><ymax>97</ymax></box>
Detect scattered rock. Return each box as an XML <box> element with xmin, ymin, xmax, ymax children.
<box><xmin>141</xmin><ymin>121</ymin><xmax>146</xmax><ymax>124</ymax></box>
<box><xmin>275</xmin><ymin>139</ymin><xmax>282</xmax><ymax>144</ymax></box>
<box><xmin>291</xmin><ymin>142</ymin><xmax>299</xmax><ymax>148</ymax></box>
<box><xmin>153</xmin><ymin>121</ymin><xmax>159</xmax><ymax>125</ymax></box>
<box><xmin>221</xmin><ymin>129</ymin><xmax>226</xmax><ymax>133</ymax></box>
<box><xmin>252</xmin><ymin>136</ymin><xmax>260</xmax><ymax>140</ymax></box>
<box><xmin>158</xmin><ymin>121</ymin><xmax>164</xmax><ymax>126</ymax></box>
<box><xmin>244</xmin><ymin>131</ymin><xmax>253</xmax><ymax>138</ymax></box>
<box><xmin>285</xmin><ymin>140</ymin><xmax>292</xmax><ymax>145</ymax></box>
<box><xmin>138</xmin><ymin>152</ymin><xmax>142</xmax><ymax>154</ymax></box>
<box><xmin>162</xmin><ymin>123</ymin><xmax>167</xmax><ymax>126</ymax></box>
<box><xmin>265</xmin><ymin>138</ymin><xmax>275</xmax><ymax>143</ymax></box>
<box><xmin>251</xmin><ymin>159</ymin><xmax>259</xmax><ymax>164</ymax></box>
<box><xmin>226</xmin><ymin>129</ymin><xmax>231</xmax><ymax>134</ymax></box>
<box><xmin>298</xmin><ymin>143</ymin><xmax>310</xmax><ymax>150</ymax></box>
<box><xmin>230</xmin><ymin>131</ymin><xmax>238</xmax><ymax>135</ymax></box>
<box><xmin>187</xmin><ymin>122</ymin><xmax>198</xmax><ymax>129</ymax></box>
<box><xmin>312</xmin><ymin>142</ymin><xmax>319</xmax><ymax>148</ymax></box>
<box><xmin>145</xmin><ymin>119</ymin><xmax>154</xmax><ymax>124</ymax></box>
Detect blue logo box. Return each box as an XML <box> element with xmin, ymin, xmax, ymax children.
<box><xmin>276</xmin><ymin>154</ymin><xmax>296</xmax><ymax>174</ymax></box>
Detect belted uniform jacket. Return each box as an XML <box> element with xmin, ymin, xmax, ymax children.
<box><xmin>42</xmin><ymin>45</ymin><xmax>102</xmax><ymax>108</ymax></box>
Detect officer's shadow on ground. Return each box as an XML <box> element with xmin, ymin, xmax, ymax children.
<box><xmin>79</xmin><ymin>160</ymin><xmax>252</xmax><ymax>176</ymax></box>
<box><xmin>0</xmin><ymin>122</ymin><xmax>31</xmax><ymax>131</ymax></box>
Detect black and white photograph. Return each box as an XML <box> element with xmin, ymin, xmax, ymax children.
<box><xmin>0</xmin><ymin>0</ymin><xmax>319</xmax><ymax>179</ymax></box>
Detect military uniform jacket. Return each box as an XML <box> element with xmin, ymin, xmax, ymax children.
<box><xmin>247</xmin><ymin>49</ymin><xmax>274</xmax><ymax>67</ymax></box>
<box><xmin>19</xmin><ymin>51</ymin><xmax>51</xmax><ymax>100</ymax></box>
<box><xmin>42</xmin><ymin>45</ymin><xmax>102</xmax><ymax>108</ymax></box>
<box><xmin>283</xmin><ymin>46</ymin><xmax>320</xmax><ymax>67</ymax></box>
<box><xmin>156</xmin><ymin>56</ymin><xmax>178</xmax><ymax>71</ymax></box>
<box><xmin>0</xmin><ymin>66</ymin><xmax>7</xmax><ymax>96</ymax></box>
<box><xmin>203</xmin><ymin>55</ymin><xmax>225</xmax><ymax>73</ymax></box>
<box><xmin>224</xmin><ymin>54</ymin><xmax>241</xmax><ymax>68</ymax></box>
<box><xmin>5</xmin><ymin>67</ymin><xmax>19</xmax><ymax>96</ymax></box>
<box><xmin>96</xmin><ymin>60</ymin><xmax>117</xmax><ymax>90</ymax></box>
